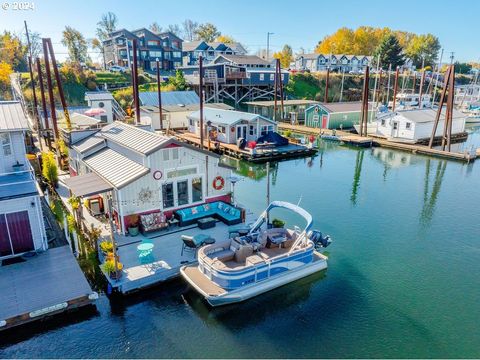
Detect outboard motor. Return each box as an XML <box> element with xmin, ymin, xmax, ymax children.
<box><xmin>309</xmin><ymin>230</ymin><xmax>332</xmax><ymax>250</ymax></box>
<box><xmin>237</xmin><ymin>137</ymin><xmax>246</xmax><ymax>150</ymax></box>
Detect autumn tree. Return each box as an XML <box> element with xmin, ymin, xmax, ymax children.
<box><xmin>62</xmin><ymin>26</ymin><xmax>88</xmax><ymax>63</ymax></box>
<box><xmin>273</xmin><ymin>44</ymin><xmax>294</xmax><ymax>68</ymax></box>
<box><xmin>182</xmin><ymin>19</ymin><xmax>199</xmax><ymax>41</ymax></box>
<box><xmin>215</xmin><ymin>35</ymin><xmax>235</xmax><ymax>45</ymax></box>
<box><xmin>405</xmin><ymin>34</ymin><xmax>441</xmax><ymax>68</ymax></box>
<box><xmin>167</xmin><ymin>24</ymin><xmax>183</xmax><ymax>38</ymax></box>
<box><xmin>373</xmin><ymin>34</ymin><xmax>405</xmax><ymax>70</ymax></box>
<box><xmin>0</xmin><ymin>31</ymin><xmax>27</xmax><ymax>71</ymax></box>
<box><xmin>0</xmin><ymin>62</ymin><xmax>13</xmax><ymax>98</ymax></box>
<box><xmin>195</xmin><ymin>23</ymin><xmax>220</xmax><ymax>42</ymax></box>
<box><xmin>96</xmin><ymin>12</ymin><xmax>118</xmax><ymax>41</ymax></box>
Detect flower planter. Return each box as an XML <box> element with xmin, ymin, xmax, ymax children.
<box><xmin>128</xmin><ymin>225</ymin><xmax>139</xmax><ymax>236</ymax></box>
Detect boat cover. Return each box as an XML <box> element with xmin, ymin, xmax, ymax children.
<box><xmin>256</xmin><ymin>132</ymin><xmax>289</xmax><ymax>146</ymax></box>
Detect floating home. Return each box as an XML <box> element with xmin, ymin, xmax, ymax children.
<box><xmin>187</xmin><ymin>107</ymin><xmax>277</xmax><ymax>144</ymax></box>
<box><xmin>67</xmin><ymin>121</ymin><xmax>232</xmax><ymax>234</ymax></box>
<box><xmin>138</xmin><ymin>90</ymin><xmax>233</xmax><ymax>130</ymax></box>
<box><xmin>0</xmin><ymin>101</ymin><xmax>47</xmax><ymax>260</ymax></box>
<box><xmin>245</xmin><ymin>99</ymin><xmax>319</xmax><ymax>124</ymax></box>
<box><xmin>304</xmin><ymin>102</ymin><xmax>372</xmax><ymax>130</ymax></box>
<box><xmin>374</xmin><ymin>108</ymin><xmax>466</xmax><ymax>143</ymax></box>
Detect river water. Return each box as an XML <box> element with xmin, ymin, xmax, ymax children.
<box><xmin>1</xmin><ymin>126</ymin><xmax>479</xmax><ymax>358</ymax></box>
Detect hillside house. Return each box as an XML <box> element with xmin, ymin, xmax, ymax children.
<box><xmin>182</xmin><ymin>40</ymin><xmax>247</xmax><ymax>66</ymax></box>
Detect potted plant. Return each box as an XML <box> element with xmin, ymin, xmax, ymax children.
<box><xmin>127</xmin><ymin>215</ymin><xmax>140</xmax><ymax>236</ymax></box>
<box><xmin>272</xmin><ymin>218</ymin><xmax>285</xmax><ymax>228</ymax></box>
<box><xmin>99</xmin><ymin>240</ymin><xmax>113</xmax><ymax>256</ymax></box>
<box><xmin>101</xmin><ymin>260</ymin><xmax>123</xmax><ymax>280</ymax></box>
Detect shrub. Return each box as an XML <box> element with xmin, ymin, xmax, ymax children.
<box><xmin>272</xmin><ymin>218</ymin><xmax>285</xmax><ymax>228</ymax></box>
<box><xmin>41</xmin><ymin>151</ymin><xmax>58</xmax><ymax>188</ymax></box>
<box><xmin>99</xmin><ymin>240</ymin><xmax>113</xmax><ymax>253</ymax></box>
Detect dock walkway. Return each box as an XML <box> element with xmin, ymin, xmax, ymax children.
<box><xmin>278</xmin><ymin>124</ymin><xmax>478</xmax><ymax>163</ymax></box>
<box><xmin>174</xmin><ymin>131</ymin><xmax>316</xmax><ymax>163</ymax></box>
<box><xmin>0</xmin><ymin>246</ymin><xmax>96</xmax><ymax>331</ymax></box>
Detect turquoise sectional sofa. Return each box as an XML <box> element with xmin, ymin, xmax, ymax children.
<box><xmin>174</xmin><ymin>201</ymin><xmax>243</xmax><ymax>227</ymax></box>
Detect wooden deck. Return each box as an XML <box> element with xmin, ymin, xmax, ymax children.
<box><xmin>174</xmin><ymin>131</ymin><xmax>316</xmax><ymax>163</ymax></box>
<box><xmin>0</xmin><ymin>246</ymin><xmax>96</xmax><ymax>331</ymax></box>
<box><xmin>278</xmin><ymin>123</ymin><xmax>478</xmax><ymax>163</ymax></box>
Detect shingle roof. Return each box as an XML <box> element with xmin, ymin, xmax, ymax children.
<box><xmin>84</xmin><ymin>147</ymin><xmax>149</xmax><ymax>188</ymax></box>
<box><xmin>0</xmin><ymin>101</ymin><xmax>29</xmax><ymax>132</ymax></box>
<box><xmin>100</xmin><ymin>121</ymin><xmax>172</xmax><ymax>154</ymax></box>
<box><xmin>139</xmin><ymin>91</ymin><xmax>200</xmax><ymax>107</ymax></box>
<box><xmin>85</xmin><ymin>92</ymin><xmax>114</xmax><ymax>101</ymax></box>
<box><xmin>188</xmin><ymin>107</ymin><xmax>275</xmax><ymax>126</ymax></box>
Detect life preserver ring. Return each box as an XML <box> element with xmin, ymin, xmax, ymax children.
<box><xmin>153</xmin><ymin>170</ymin><xmax>163</xmax><ymax>180</ymax></box>
<box><xmin>230</xmin><ymin>127</ymin><xmax>235</xmax><ymax>132</ymax></box>
<box><xmin>212</xmin><ymin>176</ymin><xmax>225</xmax><ymax>190</ymax></box>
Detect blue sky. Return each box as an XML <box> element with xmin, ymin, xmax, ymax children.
<box><xmin>2</xmin><ymin>0</ymin><xmax>477</xmax><ymax>62</ymax></box>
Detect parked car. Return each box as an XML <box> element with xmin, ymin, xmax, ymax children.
<box><xmin>109</xmin><ymin>65</ymin><xmax>127</xmax><ymax>73</ymax></box>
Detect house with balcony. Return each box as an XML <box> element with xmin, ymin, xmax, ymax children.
<box><xmin>103</xmin><ymin>28</ymin><xmax>183</xmax><ymax>71</ymax></box>
<box><xmin>294</xmin><ymin>53</ymin><xmax>372</xmax><ymax>72</ymax></box>
<box><xmin>0</xmin><ymin>101</ymin><xmax>47</xmax><ymax>261</ymax></box>
<box><xmin>182</xmin><ymin>40</ymin><xmax>247</xmax><ymax>66</ymax></box>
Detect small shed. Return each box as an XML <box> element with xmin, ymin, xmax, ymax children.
<box><xmin>304</xmin><ymin>102</ymin><xmax>370</xmax><ymax>130</ymax></box>
<box><xmin>84</xmin><ymin>92</ymin><xmax>114</xmax><ymax>123</ymax></box>
<box><xmin>187</xmin><ymin>107</ymin><xmax>277</xmax><ymax>144</ymax></box>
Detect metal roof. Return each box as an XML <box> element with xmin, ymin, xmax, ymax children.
<box><xmin>139</xmin><ymin>91</ymin><xmax>200</xmax><ymax>107</ymax></box>
<box><xmin>141</xmin><ymin>102</ymin><xmax>233</xmax><ymax>113</ymax></box>
<box><xmin>214</xmin><ymin>54</ymin><xmax>270</xmax><ymax>66</ymax></box>
<box><xmin>72</xmin><ymin>134</ymin><xmax>105</xmax><ymax>154</ymax></box>
<box><xmin>84</xmin><ymin>148</ymin><xmax>149</xmax><ymax>188</ymax></box>
<box><xmin>321</xmin><ymin>102</ymin><xmax>363</xmax><ymax>113</ymax></box>
<box><xmin>62</xmin><ymin>113</ymin><xmax>100</xmax><ymax>128</ymax></box>
<box><xmin>188</xmin><ymin>107</ymin><xmax>275</xmax><ymax>126</ymax></box>
<box><xmin>64</xmin><ymin>172</ymin><xmax>113</xmax><ymax>197</ymax></box>
<box><xmin>0</xmin><ymin>172</ymin><xmax>38</xmax><ymax>200</ymax></box>
<box><xmin>394</xmin><ymin>108</ymin><xmax>465</xmax><ymax>123</ymax></box>
<box><xmin>84</xmin><ymin>92</ymin><xmax>114</xmax><ymax>101</ymax></box>
<box><xmin>245</xmin><ymin>99</ymin><xmax>319</xmax><ymax>107</ymax></box>
<box><xmin>100</xmin><ymin>121</ymin><xmax>172</xmax><ymax>154</ymax></box>
<box><xmin>0</xmin><ymin>101</ymin><xmax>29</xmax><ymax>132</ymax></box>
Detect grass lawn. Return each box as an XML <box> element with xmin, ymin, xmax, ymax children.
<box><xmin>95</xmin><ymin>71</ymin><xmax>131</xmax><ymax>85</ymax></box>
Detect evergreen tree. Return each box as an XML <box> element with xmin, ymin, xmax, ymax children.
<box><xmin>373</xmin><ymin>34</ymin><xmax>405</xmax><ymax>70</ymax></box>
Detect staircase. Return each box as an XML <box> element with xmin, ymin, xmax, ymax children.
<box><xmin>112</xmin><ymin>97</ymin><xmax>127</xmax><ymax>120</ymax></box>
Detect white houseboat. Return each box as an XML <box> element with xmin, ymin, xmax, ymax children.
<box><xmin>67</xmin><ymin>121</ymin><xmax>232</xmax><ymax>234</ymax></box>
<box><xmin>187</xmin><ymin>107</ymin><xmax>277</xmax><ymax>145</ymax></box>
<box><xmin>0</xmin><ymin>101</ymin><xmax>47</xmax><ymax>260</ymax></box>
<box><xmin>374</xmin><ymin>107</ymin><xmax>466</xmax><ymax>143</ymax></box>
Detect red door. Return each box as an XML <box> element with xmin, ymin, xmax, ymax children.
<box><xmin>321</xmin><ymin>115</ymin><xmax>328</xmax><ymax>129</ymax></box>
<box><xmin>6</xmin><ymin>211</ymin><xmax>34</xmax><ymax>254</ymax></box>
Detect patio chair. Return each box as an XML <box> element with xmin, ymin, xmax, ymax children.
<box><xmin>181</xmin><ymin>235</ymin><xmax>201</xmax><ymax>256</ymax></box>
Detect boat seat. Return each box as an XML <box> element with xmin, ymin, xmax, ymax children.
<box><xmin>211</xmin><ymin>249</ymin><xmax>235</xmax><ymax>262</ymax></box>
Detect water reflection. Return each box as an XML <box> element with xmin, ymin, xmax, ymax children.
<box><xmin>420</xmin><ymin>159</ymin><xmax>447</xmax><ymax>225</ymax></box>
<box><xmin>220</xmin><ymin>157</ymin><xmax>278</xmax><ymax>182</ymax></box>
<box><xmin>350</xmin><ymin>150</ymin><xmax>364</xmax><ymax>206</ymax></box>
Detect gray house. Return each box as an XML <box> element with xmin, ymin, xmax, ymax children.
<box><xmin>183</xmin><ymin>40</ymin><xmax>247</xmax><ymax>66</ymax></box>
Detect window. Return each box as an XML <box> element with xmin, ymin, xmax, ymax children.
<box><xmin>173</xmin><ymin>51</ymin><xmax>182</xmax><ymax>58</ymax></box>
<box><xmin>162</xmin><ymin>183</ymin><xmax>174</xmax><ymax>208</ymax></box>
<box><xmin>189</xmin><ymin>119</ymin><xmax>193</xmax><ymax>126</ymax></box>
<box><xmin>177</xmin><ymin>180</ymin><xmax>189</xmax><ymax>206</ymax></box>
<box><xmin>260</xmin><ymin>125</ymin><xmax>268</xmax><ymax>136</ymax></box>
<box><xmin>141</xmin><ymin>51</ymin><xmax>148</xmax><ymax>58</ymax></box>
<box><xmin>259</xmin><ymin>73</ymin><xmax>264</xmax><ymax>81</ymax></box>
<box><xmin>393</xmin><ymin>122</ymin><xmax>398</xmax><ymax>130</ymax></box>
<box><xmin>281</xmin><ymin>74</ymin><xmax>285</xmax><ymax>80</ymax></box>
<box><xmin>150</xmin><ymin>51</ymin><xmax>162</xmax><ymax>58</ymax></box>
<box><xmin>219</xmin><ymin>126</ymin><xmax>226</xmax><ymax>134</ymax></box>
<box><xmin>98</xmin><ymin>101</ymin><xmax>105</xmax><ymax>108</ymax></box>
<box><xmin>147</xmin><ymin>40</ymin><xmax>158</xmax><ymax>46</ymax></box>
<box><xmin>1</xmin><ymin>133</ymin><xmax>11</xmax><ymax>156</ymax></box>
<box><xmin>405</xmin><ymin>122</ymin><xmax>411</xmax><ymax>129</ymax></box>
<box><xmin>163</xmin><ymin>149</ymin><xmax>170</xmax><ymax>161</ymax></box>
<box><xmin>192</xmin><ymin>177</ymin><xmax>203</xmax><ymax>202</ymax></box>
<box><xmin>270</xmin><ymin>74</ymin><xmax>274</xmax><ymax>81</ymax></box>
<box><xmin>172</xmin><ymin>148</ymin><xmax>179</xmax><ymax>160</ymax></box>
<box><xmin>267</xmin><ymin>125</ymin><xmax>274</xmax><ymax>133</ymax></box>
<box><xmin>381</xmin><ymin>119</ymin><xmax>386</xmax><ymax>126</ymax></box>
<box><xmin>249</xmin><ymin>125</ymin><xmax>256</xmax><ymax>136</ymax></box>
<box><xmin>167</xmin><ymin>167</ymin><xmax>197</xmax><ymax>179</ymax></box>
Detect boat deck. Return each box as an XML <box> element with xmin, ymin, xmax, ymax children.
<box><xmin>0</xmin><ymin>246</ymin><xmax>96</xmax><ymax>331</ymax></box>
<box><xmin>182</xmin><ymin>266</ymin><xmax>226</xmax><ymax>296</ymax></box>
<box><xmin>108</xmin><ymin>211</ymin><xmax>257</xmax><ymax>294</ymax></box>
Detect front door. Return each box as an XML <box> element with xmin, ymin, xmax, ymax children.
<box><xmin>321</xmin><ymin>115</ymin><xmax>328</xmax><ymax>129</ymax></box>
<box><xmin>236</xmin><ymin>125</ymin><xmax>247</xmax><ymax>140</ymax></box>
<box><xmin>0</xmin><ymin>211</ymin><xmax>34</xmax><ymax>257</ymax></box>
<box><xmin>392</xmin><ymin>121</ymin><xmax>399</xmax><ymax>137</ymax></box>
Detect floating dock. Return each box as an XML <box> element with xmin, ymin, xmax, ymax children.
<box><xmin>0</xmin><ymin>246</ymin><xmax>97</xmax><ymax>331</ymax></box>
<box><xmin>174</xmin><ymin>131</ymin><xmax>316</xmax><ymax>163</ymax></box>
<box><xmin>278</xmin><ymin>124</ymin><xmax>478</xmax><ymax>163</ymax></box>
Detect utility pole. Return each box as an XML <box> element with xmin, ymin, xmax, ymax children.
<box><xmin>392</xmin><ymin>66</ymin><xmax>400</xmax><ymax>111</ymax></box>
<box><xmin>449</xmin><ymin>52</ymin><xmax>455</xmax><ymax>64</ymax></box>
<box><xmin>36</xmin><ymin>57</ymin><xmax>51</xmax><ymax>150</ymax></box>
<box><xmin>131</xmin><ymin>39</ymin><xmax>140</xmax><ymax>124</ymax></box>
<box><xmin>418</xmin><ymin>71</ymin><xmax>426</xmax><ymax>109</ymax></box>
<box><xmin>386</xmin><ymin>63</ymin><xmax>392</xmax><ymax>105</ymax></box>
<box><xmin>156</xmin><ymin>59</ymin><xmax>163</xmax><ymax>131</ymax></box>
<box><xmin>24</xmin><ymin>21</ymin><xmax>42</xmax><ymax>151</ymax></box>
<box><xmin>46</xmin><ymin>39</ymin><xmax>71</xmax><ymax>130</ymax></box>
<box><xmin>199</xmin><ymin>55</ymin><xmax>204</xmax><ymax>148</ymax></box>
<box><xmin>266</xmin><ymin>32</ymin><xmax>274</xmax><ymax>61</ymax></box>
